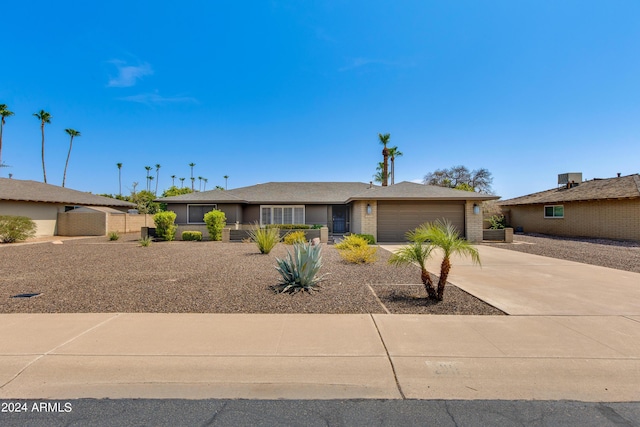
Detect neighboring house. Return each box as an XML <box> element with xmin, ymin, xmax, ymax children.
<box><xmin>0</xmin><ymin>178</ymin><xmax>138</xmax><ymax>237</ymax></box>
<box><xmin>157</xmin><ymin>181</ymin><xmax>498</xmax><ymax>242</ymax></box>
<box><xmin>499</xmin><ymin>173</ymin><xmax>640</xmax><ymax>241</ymax></box>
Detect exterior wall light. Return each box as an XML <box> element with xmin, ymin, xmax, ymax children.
<box><xmin>473</xmin><ymin>203</ymin><xmax>480</xmax><ymax>215</ymax></box>
<box><xmin>366</xmin><ymin>203</ymin><xmax>372</xmax><ymax>215</ymax></box>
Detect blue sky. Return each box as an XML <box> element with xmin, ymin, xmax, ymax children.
<box><xmin>1</xmin><ymin>1</ymin><xmax>639</xmax><ymax>199</ymax></box>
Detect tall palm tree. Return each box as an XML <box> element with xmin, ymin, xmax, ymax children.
<box><xmin>116</xmin><ymin>163</ymin><xmax>123</xmax><ymax>196</ymax></box>
<box><xmin>378</xmin><ymin>133</ymin><xmax>390</xmax><ymax>186</ymax></box>
<box><xmin>414</xmin><ymin>219</ymin><xmax>481</xmax><ymax>301</ymax></box>
<box><xmin>203</xmin><ymin>178</ymin><xmax>208</xmax><ymax>191</ymax></box>
<box><xmin>170</xmin><ymin>175</ymin><xmax>176</xmax><ymax>187</ymax></box>
<box><xmin>223</xmin><ymin>175</ymin><xmax>229</xmax><ymax>190</ymax></box>
<box><xmin>198</xmin><ymin>176</ymin><xmax>203</xmax><ymax>191</ymax></box>
<box><xmin>144</xmin><ymin>166</ymin><xmax>152</xmax><ymax>191</ymax></box>
<box><xmin>388</xmin><ymin>236</ymin><xmax>437</xmax><ymax>300</ymax></box>
<box><xmin>33</xmin><ymin>110</ymin><xmax>52</xmax><ymax>183</ymax></box>
<box><xmin>388</xmin><ymin>146</ymin><xmax>403</xmax><ymax>185</ymax></box>
<box><xmin>0</xmin><ymin>104</ymin><xmax>15</xmax><ymax>166</ymax></box>
<box><xmin>154</xmin><ymin>164</ymin><xmax>161</xmax><ymax>194</ymax></box>
<box><xmin>190</xmin><ymin>176</ymin><xmax>195</xmax><ymax>191</ymax></box>
<box><xmin>179</xmin><ymin>177</ymin><xmax>185</xmax><ymax>187</ymax></box>
<box><xmin>62</xmin><ymin>129</ymin><xmax>81</xmax><ymax>187</ymax></box>
<box><xmin>189</xmin><ymin>162</ymin><xmax>196</xmax><ymax>190</ymax></box>
<box><xmin>373</xmin><ymin>162</ymin><xmax>385</xmax><ymax>184</ymax></box>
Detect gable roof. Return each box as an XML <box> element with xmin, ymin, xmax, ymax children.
<box><xmin>0</xmin><ymin>178</ymin><xmax>136</xmax><ymax>208</ymax></box>
<box><xmin>499</xmin><ymin>174</ymin><xmax>640</xmax><ymax>206</ymax></box>
<box><xmin>157</xmin><ymin>181</ymin><xmax>498</xmax><ymax>204</ymax></box>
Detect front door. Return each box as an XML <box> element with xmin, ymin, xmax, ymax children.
<box><xmin>332</xmin><ymin>205</ymin><xmax>348</xmax><ymax>233</ymax></box>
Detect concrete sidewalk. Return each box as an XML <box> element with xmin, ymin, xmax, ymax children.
<box><xmin>1</xmin><ymin>313</ymin><xmax>639</xmax><ymax>401</ymax></box>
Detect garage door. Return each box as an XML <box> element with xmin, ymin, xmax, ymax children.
<box><xmin>377</xmin><ymin>201</ymin><xmax>465</xmax><ymax>242</ymax></box>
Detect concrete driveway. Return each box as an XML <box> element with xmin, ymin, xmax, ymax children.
<box><xmin>380</xmin><ymin>245</ymin><xmax>640</xmax><ymax>315</ymax></box>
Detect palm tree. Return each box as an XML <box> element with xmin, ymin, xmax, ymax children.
<box><xmin>203</xmin><ymin>178</ymin><xmax>208</xmax><ymax>191</ymax></box>
<box><xmin>198</xmin><ymin>176</ymin><xmax>203</xmax><ymax>191</ymax></box>
<box><xmin>131</xmin><ymin>181</ymin><xmax>139</xmax><ymax>195</ymax></box>
<box><xmin>144</xmin><ymin>166</ymin><xmax>152</xmax><ymax>191</ymax></box>
<box><xmin>223</xmin><ymin>175</ymin><xmax>229</xmax><ymax>190</ymax></box>
<box><xmin>62</xmin><ymin>129</ymin><xmax>81</xmax><ymax>187</ymax></box>
<box><xmin>189</xmin><ymin>162</ymin><xmax>196</xmax><ymax>190</ymax></box>
<box><xmin>190</xmin><ymin>176</ymin><xmax>195</xmax><ymax>191</ymax></box>
<box><xmin>373</xmin><ymin>162</ymin><xmax>385</xmax><ymax>184</ymax></box>
<box><xmin>0</xmin><ymin>104</ymin><xmax>15</xmax><ymax>166</ymax></box>
<box><xmin>33</xmin><ymin>110</ymin><xmax>52</xmax><ymax>183</ymax></box>
<box><xmin>378</xmin><ymin>133</ymin><xmax>390</xmax><ymax>186</ymax></box>
<box><xmin>116</xmin><ymin>163</ymin><xmax>123</xmax><ymax>196</ymax></box>
<box><xmin>179</xmin><ymin>177</ymin><xmax>185</xmax><ymax>187</ymax></box>
<box><xmin>388</xmin><ymin>236</ymin><xmax>437</xmax><ymax>300</ymax></box>
<box><xmin>170</xmin><ymin>175</ymin><xmax>176</xmax><ymax>187</ymax></box>
<box><xmin>388</xmin><ymin>146</ymin><xmax>403</xmax><ymax>185</ymax></box>
<box><xmin>154</xmin><ymin>164</ymin><xmax>161</xmax><ymax>194</ymax></box>
<box><xmin>414</xmin><ymin>219</ymin><xmax>481</xmax><ymax>301</ymax></box>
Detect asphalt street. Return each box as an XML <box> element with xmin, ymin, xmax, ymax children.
<box><xmin>1</xmin><ymin>399</ymin><xmax>639</xmax><ymax>427</ymax></box>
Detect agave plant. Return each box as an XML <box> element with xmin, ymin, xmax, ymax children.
<box><xmin>273</xmin><ymin>241</ymin><xmax>327</xmax><ymax>293</ymax></box>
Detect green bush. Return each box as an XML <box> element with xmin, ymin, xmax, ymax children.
<box><xmin>265</xmin><ymin>224</ymin><xmax>310</xmax><ymax>229</ymax></box>
<box><xmin>247</xmin><ymin>223</ymin><xmax>281</xmax><ymax>254</ymax></box>
<box><xmin>153</xmin><ymin>211</ymin><xmax>177</xmax><ymax>241</ymax></box>
<box><xmin>273</xmin><ymin>242</ymin><xmax>326</xmax><ymax>293</ymax></box>
<box><xmin>486</xmin><ymin>214</ymin><xmax>507</xmax><ymax>230</ymax></box>
<box><xmin>335</xmin><ymin>234</ymin><xmax>377</xmax><ymax>264</ymax></box>
<box><xmin>182</xmin><ymin>231</ymin><xmax>202</xmax><ymax>241</ymax></box>
<box><xmin>0</xmin><ymin>215</ymin><xmax>37</xmax><ymax>243</ymax></box>
<box><xmin>108</xmin><ymin>231</ymin><xmax>120</xmax><ymax>241</ymax></box>
<box><xmin>335</xmin><ymin>234</ymin><xmax>369</xmax><ymax>250</ymax></box>
<box><xmin>203</xmin><ymin>210</ymin><xmax>226</xmax><ymax>241</ymax></box>
<box><xmin>283</xmin><ymin>230</ymin><xmax>307</xmax><ymax>245</ymax></box>
<box><xmin>311</xmin><ymin>224</ymin><xmax>323</xmax><ymax>229</ymax></box>
<box><xmin>354</xmin><ymin>233</ymin><xmax>376</xmax><ymax>244</ymax></box>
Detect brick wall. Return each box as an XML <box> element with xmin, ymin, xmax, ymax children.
<box><xmin>57</xmin><ymin>212</ymin><xmax>106</xmax><ymax>236</ymax></box>
<box><xmin>504</xmin><ymin>199</ymin><xmax>640</xmax><ymax>241</ymax></box>
<box><xmin>464</xmin><ymin>201</ymin><xmax>484</xmax><ymax>242</ymax></box>
<box><xmin>107</xmin><ymin>213</ymin><xmax>154</xmax><ymax>234</ymax></box>
<box><xmin>351</xmin><ymin>200</ymin><xmax>377</xmax><ymax>238</ymax></box>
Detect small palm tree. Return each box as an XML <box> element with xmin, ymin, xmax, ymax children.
<box><xmin>62</xmin><ymin>129</ymin><xmax>81</xmax><ymax>187</ymax></box>
<box><xmin>388</xmin><ymin>233</ymin><xmax>437</xmax><ymax>300</ymax></box>
<box><xmin>144</xmin><ymin>166</ymin><xmax>152</xmax><ymax>191</ymax></box>
<box><xmin>170</xmin><ymin>175</ymin><xmax>176</xmax><ymax>187</ymax></box>
<box><xmin>388</xmin><ymin>146</ymin><xmax>403</xmax><ymax>185</ymax></box>
<box><xmin>414</xmin><ymin>219</ymin><xmax>481</xmax><ymax>301</ymax></box>
<box><xmin>33</xmin><ymin>110</ymin><xmax>52</xmax><ymax>183</ymax></box>
<box><xmin>378</xmin><ymin>133</ymin><xmax>390</xmax><ymax>186</ymax></box>
<box><xmin>373</xmin><ymin>162</ymin><xmax>385</xmax><ymax>184</ymax></box>
<box><xmin>198</xmin><ymin>176</ymin><xmax>203</xmax><ymax>191</ymax></box>
<box><xmin>203</xmin><ymin>178</ymin><xmax>208</xmax><ymax>191</ymax></box>
<box><xmin>190</xmin><ymin>176</ymin><xmax>195</xmax><ymax>191</ymax></box>
<box><xmin>116</xmin><ymin>163</ymin><xmax>123</xmax><ymax>196</ymax></box>
<box><xmin>0</xmin><ymin>104</ymin><xmax>15</xmax><ymax>166</ymax></box>
<box><xmin>223</xmin><ymin>174</ymin><xmax>229</xmax><ymax>190</ymax></box>
<box><xmin>179</xmin><ymin>177</ymin><xmax>185</xmax><ymax>187</ymax></box>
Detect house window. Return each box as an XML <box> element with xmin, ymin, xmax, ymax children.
<box><xmin>260</xmin><ymin>205</ymin><xmax>305</xmax><ymax>226</ymax></box>
<box><xmin>187</xmin><ymin>204</ymin><xmax>217</xmax><ymax>223</ymax></box>
<box><xmin>544</xmin><ymin>205</ymin><xmax>564</xmax><ymax>218</ymax></box>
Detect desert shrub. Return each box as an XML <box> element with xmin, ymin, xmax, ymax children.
<box><xmin>339</xmin><ymin>244</ymin><xmax>378</xmax><ymax>264</ymax></box>
<box><xmin>283</xmin><ymin>230</ymin><xmax>307</xmax><ymax>245</ymax></box>
<box><xmin>139</xmin><ymin>236</ymin><xmax>152</xmax><ymax>247</ymax></box>
<box><xmin>247</xmin><ymin>223</ymin><xmax>281</xmax><ymax>254</ymax></box>
<box><xmin>203</xmin><ymin>210</ymin><xmax>226</xmax><ymax>241</ymax></box>
<box><xmin>273</xmin><ymin>242</ymin><xmax>326</xmax><ymax>293</ymax></box>
<box><xmin>311</xmin><ymin>224</ymin><xmax>323</xmax><ymax>229</ymax></box>
<box><xmin>265</xmin><ymin>224</ymin><xmax>310</xmax><ymax>229</ymax></box>
<box><xmin>354</xmin><ymin>233</ymin><xmax>376</xmax><ymax>244</ymax></box>
<box><xmin>335</xmin><ymin>234</ymin><xmax>369</xmax><ymax>250</ymax></box>
<box><xmin>0</xmin><ymin>215</ymin><xmax>37</xmax><ymax>243</ymax></box>
<box><xmin>108</xmin><ymin>231</ymin><xmax>120</xmax><ymax>241</ymax></box>
<box><xmin>153</xmin><ymin>211</ymin><xmax>177</xmax><ymax>241</ymax></box>
<box><xmin>486</xmin><ymin>214</ymin><xmax>507</xmax><ymax>229</ymax></box>
<box><xmin>182</xmin><ymin>231</ymin><xmax>202</xmax><ymax>241</ymax></box>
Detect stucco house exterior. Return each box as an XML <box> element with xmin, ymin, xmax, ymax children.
<box><xmin>0</xmin><ymin>178</ymin><xmax>139</xmax><ymax>237</ymax></box>
<box><xmin>499</xmin><ymin>173</ymin><xmax>640</xmax><ymax>241</ymax></box>
<box><xmin>157</xmin><ymin>181</ymin><xmax>498</xmax><ymax>242</ymax></box>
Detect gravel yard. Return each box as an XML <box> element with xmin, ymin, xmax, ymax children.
<box><xmin>484</xmin><ymin>233</ymin><xmax>640</xmax><ymax>273</ymax></box>
<box><xmin>0</xmin><ymin>234</ymin><xmax>501</xmax><ymax>315</ymax></box>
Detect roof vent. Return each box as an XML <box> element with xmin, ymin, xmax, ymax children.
<box><xmin>558</xmin><ymin>173</ymin><xmax>582</xmax><ymax>186</ymax></box>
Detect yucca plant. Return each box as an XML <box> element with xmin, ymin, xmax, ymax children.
<box><xmin>138</xmin><ymin>236</ymin><xmax>152</xmax><ymax>247</ymax></box>
<box><xmin>247</xmin><ymin>222</ymin><xmax>281</xmax><ymax>254</ymax></box>
<box><xmin>108</xmin><ymin>231</ymin><xmax>120</xmax><ymax>241</ymax></box>
<box><xmin>273</xmin><ymin>241</ymin><xmax>326</xmax><ymax>293</ymax></box>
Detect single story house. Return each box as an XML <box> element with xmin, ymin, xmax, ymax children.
<box><xmin>157</xmin><ymin>181</ymin><xmax>498</xmax><ymax>242</ymax></box>
<box><xmin>499</xmin><ymin>173</ymin><xmax>640</xmax><ymax>241</ymax></box>
<box><xmin>0</xmin><ymin>178</ymin><xmax>140</xmax><ymax>237</ymax></box>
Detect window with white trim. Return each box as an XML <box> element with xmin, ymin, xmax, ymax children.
<box><xmin>544</xmin><ymin>205</ymin><xmax>564</xmax><ymax>218</ymax></box>
<box><xmin>260</xmin><ymin>205</ymin><xmax>305</xmax><ymax>226</ymax></box>
<box><xmin>187</xmin><ymin>204</ymin><xmax>217</xmax><ymax>223</ymax></box>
